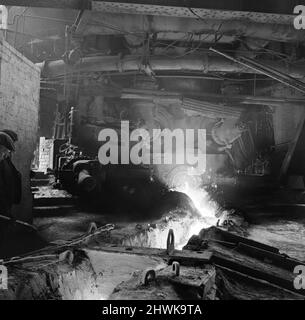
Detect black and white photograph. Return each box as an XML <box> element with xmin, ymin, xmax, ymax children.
<box><xmin>0</xmin><ymin>0</ymin><xmax>305</xmax><ymax>307</ymax></box>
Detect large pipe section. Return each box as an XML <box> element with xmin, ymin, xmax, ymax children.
<box><xmin>37</xmin><ymin>54</ymin><xmax>305</xmax><ymax>79</ymax></box>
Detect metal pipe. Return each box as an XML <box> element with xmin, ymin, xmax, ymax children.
<box><xmin>210</xmin><ymin>48</ymin><xmax>305</xmax><ymax>94</ymax></box>
<box><xmin>75</xmin><ymin>86</ymin><xmax>305</xmax><ymax>107</ymax></box>
<box><xmin>37</xmin><ymin>54</ymin><xmax>305</xmax><ymax>79</ymax></box>
<box><xmin>182</xmin><ymin>98</ymin><xmax>242</xmax><ymax>119</ymax></box>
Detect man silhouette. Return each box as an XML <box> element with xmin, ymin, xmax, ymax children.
<box><xmin>0</xmin><ymin>130</ymin><xmax>21</xmax><ymax>218</ymax></box>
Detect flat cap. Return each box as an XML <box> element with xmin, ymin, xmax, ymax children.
<box><xmin>2</xmin><ymin>129</ymin><xmax>18</xmax><ymax>142</ymax></box>
<box><xmin>0</xmin><ymin>132</ymin><xmax>15</xmax><ymax>151</ymax></box>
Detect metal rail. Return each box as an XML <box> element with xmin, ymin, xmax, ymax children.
<box><xmin>210</xmin><ymin>48</ymin><xmax>305</xmax><ymax>95</ymax></box>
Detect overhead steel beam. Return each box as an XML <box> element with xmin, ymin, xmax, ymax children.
<box><xmin>93</xmin><ymin>0</ymin><xmax>296</xmax><ymax>15</ymax></box>
<box><xmin>37</xmin><ymin>54</ymin><xmax>305</xmax><ymax>79</ymax></box>
<box><xmin>1</xmin><ymin>1</ymin><xmax>297</xmax><ymax>30</ymax></box>
<box><xmin>1</xmin><ymin>0</ymin><xmax>298</xmax><ymax>15</ymax></box>
<box><xmin>92</xmin><ymin>1</ymin><xmax>295</xmax><ymax>25</ymax></box>
<box><xmin>76</xmin><ymin>11</ymin><xmax>304</xmax><ymax>43</ymax></box>
<box><xmin>2</xmin><ymin>1</ymin><xmax>300</xmax><ymax>42</ymax></box>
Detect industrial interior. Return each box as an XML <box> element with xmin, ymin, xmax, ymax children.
<box><xmin>1</xmin><ymin>0</ymin><xmax>305</xmax><ymax>300</ymax></box>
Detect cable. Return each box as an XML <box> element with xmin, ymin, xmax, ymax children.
<box><xmin>0</xmin><ymin>214</ymin><xmax>37</xmax><ymax>231</ymax></box>
<box><xmin>160</xmin><ymin>34</ymin><xmax>217</xmax><ymax>59</ymax></box>
<box><xmin>187</xmin><ymin>7</ymin><xmax>205</xmax><ymax>21</ymax></box>
<box><xmin>1</xmin><ymin>224</ymin><xmax>115</xmax><ymax>266</ymax></box>
<box><xmin>153</xmin><ymin>33</ymin><xmax>191</xmax><ymax>53</ymax></box>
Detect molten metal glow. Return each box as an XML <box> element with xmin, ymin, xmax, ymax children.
<box><xmin>174</xmin><ymin>182</ymin><xmax>219</xmax><ymax>248</ymax></box>
<box><xmin>179</xmin><ymin>182</ymin><xmax>219</xmax><ymax>225</ymax></box>
<box><xmin>147</xmin><ymin>177</ymin><xmax>219</xmax><ymax>250</ymax></box>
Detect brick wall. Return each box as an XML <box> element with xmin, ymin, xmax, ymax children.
<box><xmin>0</xmin><ymin>37</ymin><xmax>40</xmax><ymax>223</ymax></box>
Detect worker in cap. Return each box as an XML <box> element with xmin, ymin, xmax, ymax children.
<box><xmin>1</xmin><ymin>129</ymin><xmax>18</xmax><ymax>143</ymax></box>
<box><xmin>0</xmin><ymin>130</ymin><xmax>22</xmax><ymax>219</ymax></box>
<box><xmin>0</xmin><ymin>130</ymin><xmax>17</xmax><ymax>162</ymax></box>
<box><xmin>0</xmin><ymin>131</ymin><xmax>15</xmax><ymax>157</ymax></box>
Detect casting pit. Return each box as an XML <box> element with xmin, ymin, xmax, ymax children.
<box><xmin>81</xmin><ymin>187</ymin><xmax>220</xmax><ymax>300</ymax></box>
<box><xmin>27</xmin><ymin>182</ymin><xmax>221</xmax><ymax>300</ymax></box>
